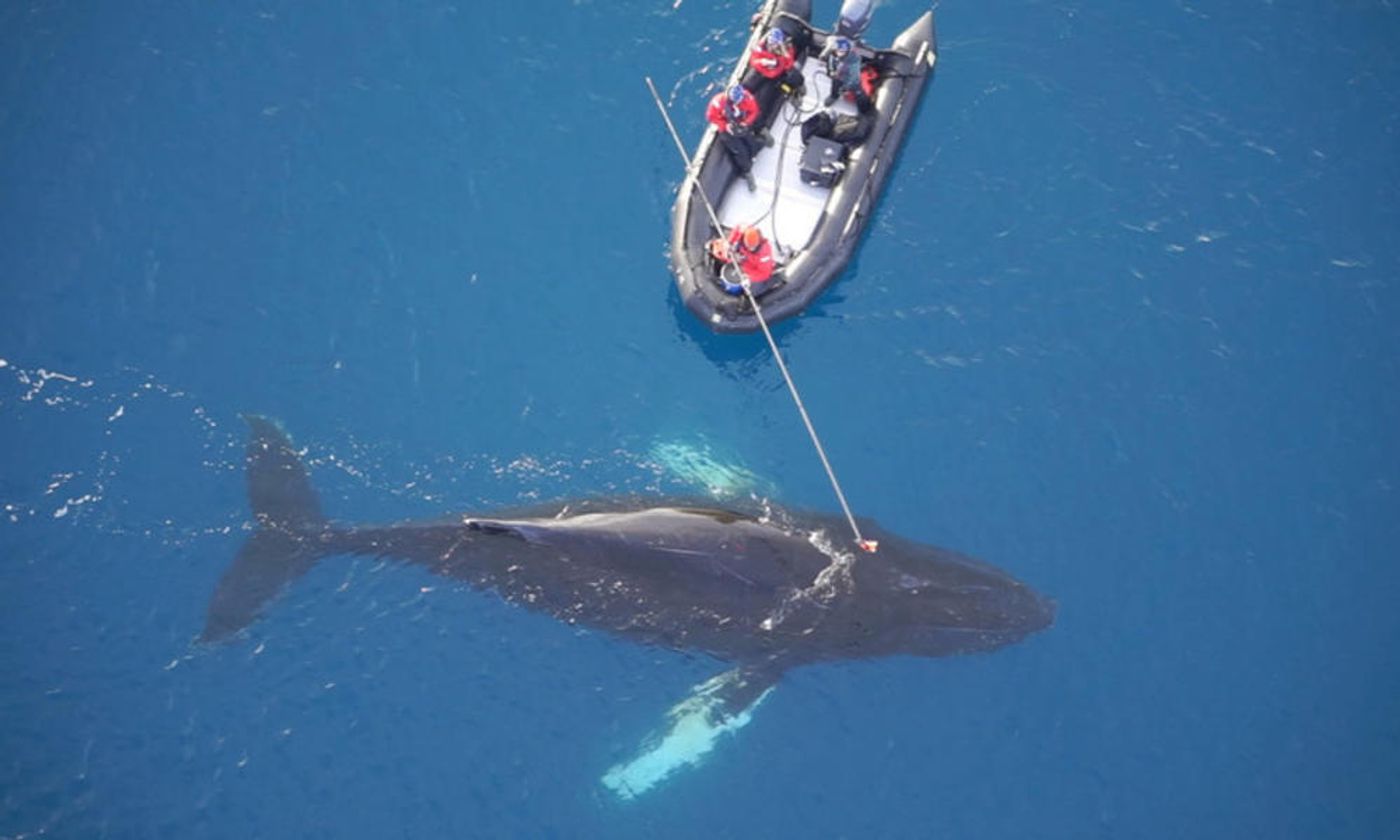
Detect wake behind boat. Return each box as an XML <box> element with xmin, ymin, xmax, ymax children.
<box><xmin>667</xmin><ymin>0</ymin><xmax>938</xmax><ymax>332</ymax></box>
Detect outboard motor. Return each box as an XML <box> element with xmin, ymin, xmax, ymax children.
<box><xmin>835</xmin><ymin>0</ymin><xmax>874</xmax><ymax>42</ymax></box>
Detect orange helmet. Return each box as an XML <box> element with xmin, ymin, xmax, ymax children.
<box><xmin>741</xmin><ymin>226</ymin><xmax>763</xmax><ymax>250</ymax></box>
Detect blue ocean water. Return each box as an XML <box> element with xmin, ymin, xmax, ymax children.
<box><xmin>3</xmin><ymin>0</ymin><xmax>1398</xmax><ymax>836</ymax></box>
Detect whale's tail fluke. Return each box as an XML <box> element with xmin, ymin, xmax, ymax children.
<box><xmin>201</xmin><ymin>415</ymin><xmax>329</xmax><ymax>643</ymax></box>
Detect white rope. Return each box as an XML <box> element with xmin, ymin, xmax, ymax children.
<box><xmin>644</xmin><ymin>76</ymin><xmax>878</xmax><ymax>554</ymax></box>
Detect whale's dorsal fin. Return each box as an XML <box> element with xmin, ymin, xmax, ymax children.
<box><xmin>464</xmin><ymin>519</ymin><xmax>521</xmax><ymax>536</ymax></box>
<box><xmin>464</xmin><ymin>519</ymin><xmax>552</xmax><ymax>544</ymax></box>
<box><xmin>602</xmin><ymin>663</ymin><xmax>782</xmax><ymax>799</ymax></box>
<box><xmin>668</xmin><ymin>506</ymin><xmax>752</xmax><ymax>524</ymax></box>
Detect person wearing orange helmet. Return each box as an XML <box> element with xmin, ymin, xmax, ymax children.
<box><xmin>707</xmin><ymin>224</ymin><xmax>776</xmax><ymax>294</ymax></box>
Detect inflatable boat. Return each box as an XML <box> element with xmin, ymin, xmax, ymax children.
<box><xmin>668</xmin><ymin>0</ymin><xmax>937</xmax><ymax>332</ymax></box>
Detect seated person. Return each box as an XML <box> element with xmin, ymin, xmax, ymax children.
<box><xmin>707</xmin><ymin>225</ymin><xmax>777</xmax><ymax>295</ymax></box>
<box><xmin>749</xmin><ymin>27</ymin><xmax>805</xmax><ymax>99</ymax></box>
<box><xmin>705</xmin><ymin>84</ymin><xmax>771</xmax><ymax>192</ymax></box>
<box><xmin>800</xmin><ymin>94</ymin><xmax>875</xmax><ymax>152</ymax></box>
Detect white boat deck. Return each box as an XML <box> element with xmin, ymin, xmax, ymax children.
<box><xmin>716</xmin><ymin>58</ymin><xmax>861</xmax><ymax>254</ymax></box>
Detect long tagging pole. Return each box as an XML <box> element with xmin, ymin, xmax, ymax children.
<box><xmin>644</xmin><ymin>76</ymin><xmax>878</xmax><ymax>554</ymax></box>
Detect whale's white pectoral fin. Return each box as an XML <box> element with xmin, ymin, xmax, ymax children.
<box><xmin>602</xmin><ymin>666</ymin><xmax>779</xmax><ymax>800</ymax></box>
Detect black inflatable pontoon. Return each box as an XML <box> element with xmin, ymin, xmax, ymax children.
<box><xmin>668</xmin><ymin>0</ymin><xmax>937</xmax><ymax>332</ymax></box>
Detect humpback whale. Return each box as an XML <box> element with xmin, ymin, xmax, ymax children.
<box><xmin>205</xmin><ymin>417</ymin><xmax>1055</xmax><ymax>797</ymax></box>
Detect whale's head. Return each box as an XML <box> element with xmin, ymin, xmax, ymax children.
<box><xmin>851</xmin><ymin>528</ymin><xmax>1056</xmax><ymax>658</ymax></box>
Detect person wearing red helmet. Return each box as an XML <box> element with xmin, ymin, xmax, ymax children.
<box><xmin>708</xmin><ymin>224</ymin><xmax>776</xmax><ymax>293</ymax></box>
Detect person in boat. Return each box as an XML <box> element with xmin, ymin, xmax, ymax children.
<box><xmin>749</xmin><ymin>27</ymin><xmax>805</xmax><ymax>100</ymax></box>
<box><xmin>706</xmin><ymin>83</ymin><xmax>771</xmax><ymax>193</ymax></box>
<box><xmin>801</xmin><ymin>93</ymin><xmax>874</xmax><ymax>151</ymax></box>
<box><xmin>821</xmin><ymin>36</ymin><xmax>869</xmax><ymax>109</ymax></box>
<box><xmin>707</xmin><ymin>224</ymin><xmax>776</xmax><ymax>294</ymax></box>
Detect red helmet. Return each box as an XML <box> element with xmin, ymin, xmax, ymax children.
<box><xmin>741</xmin><ymin>226</ymin><xmax>763</xmax><ymax>250</ymax></box>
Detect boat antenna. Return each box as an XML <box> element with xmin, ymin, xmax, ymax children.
<box><xmin>643</xmin><ymin>76</ymin><xmax>878</xmax><ymax>554</ymax></box>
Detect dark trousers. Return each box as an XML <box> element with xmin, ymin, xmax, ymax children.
<box><xmin>742</xmin><ymin>67</ymin><xmax>805</xmax><ymax>102</ymax></box>
<box><xmin>778</xmin><ymin>67</ymin><xmax>805</xmax><ymax>91</ymax></box>
<box><xmin>718</xmin><ymin>130</ymin><xmax>763</xmax><ymax>174</ymax></box>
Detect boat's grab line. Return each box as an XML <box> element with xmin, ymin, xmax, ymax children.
<box><xmin>645</xmin><ymin>76</ymin><xmax>879</xmax><ymax>555</ymax></box>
